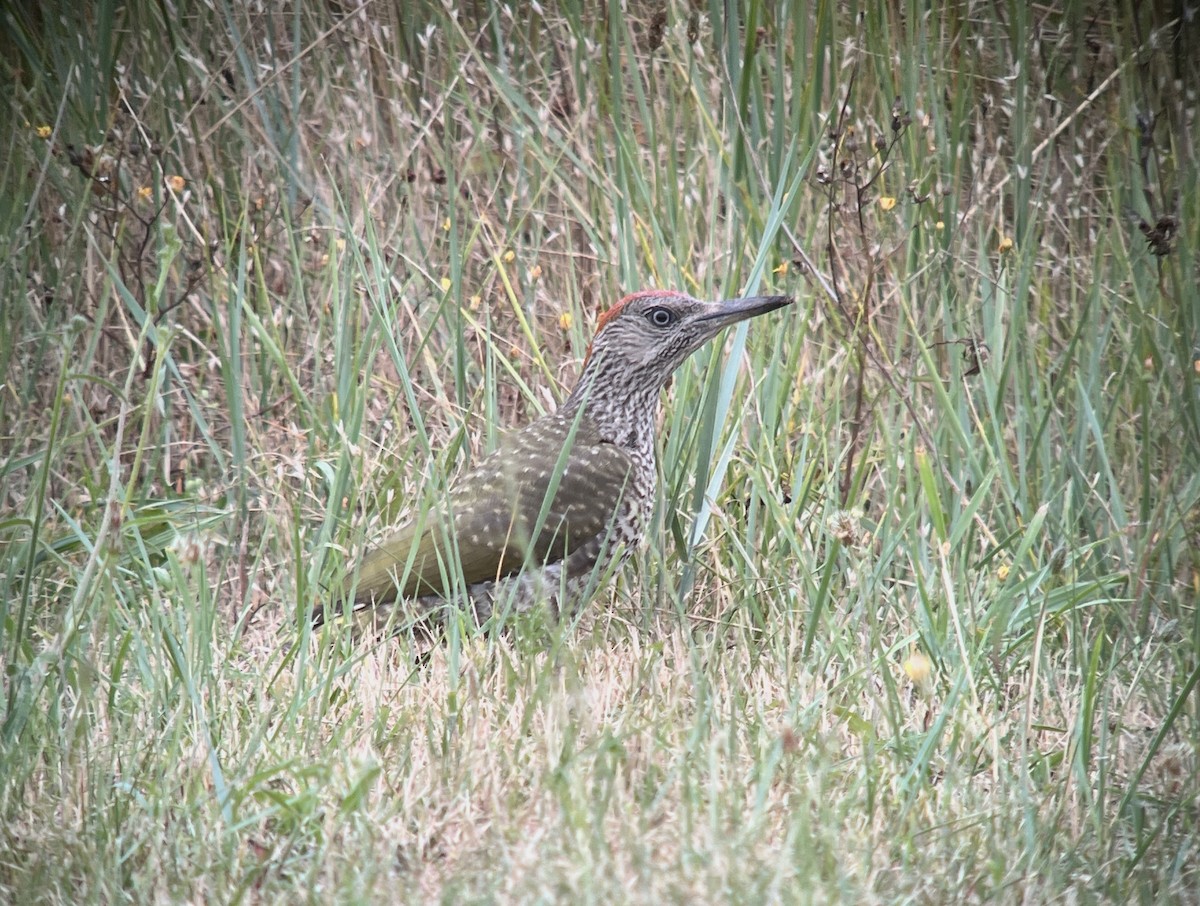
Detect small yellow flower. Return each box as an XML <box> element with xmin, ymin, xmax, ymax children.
<box><xmin>773</xmin><ymin>261</ymin><xmax>789</xmax><ymax>276</ymax></box>
<box><xmin>879</xmin><ymin>196</ymin><xmax>897</xmax><ymax>211</ymax></box>
<box><xmin>469</xmin><ymin>294</ymin><xmax>482</xmax><ymax>311</ymax></box>
<box><xmin>137</xmin><ymin>186</ymin><xmax>152</xmax><ymax>200</ymax></box>
<box><xmin>442</xmin><ymin>217</ymin><xmax>451</xmax><ymax>231</ymax></box>
<box><xmin>997</xmin><ymin>235</ymin><xmax>1014</xmax><ymax>253</ymax></box>
<box><xmin>529</xmin><ymin>265</ymin><xmax>542</xmax><ymax>281</ymax></box>
<box><xmin>440</xmin><ymin>277</ymin><xmax>452</xmax><ymax>292</ymax></box>
<box><xmin>903</xmin><ymin>651</ymin><xmax>932</xmax><ymax>684</ymax></box>
<box><xmin>997</xmin><ymin>563</ymin><xmax>1010</xmax><ymax>581</ymax></box>
<box><xmin>167</xmin><ymin>175</ymin><xmax>185</xmax><ymax>193</ymax></box>
<box><xmin>558</xmin><ymin>311</ymin><xmax>573</xmax><ymax>331</ymax></box>
<box><xmin>36</xmin><ymin>124</ymin><xmax>52</xmax><ymax>139</ymax></box>
<box><xmin>503</xmin><ymin>250</ymin><xmax>515</xmax><ymax>263</ymax></box>
<box><xmin>935</xmin><ymin>220</ymin><xmax>945</xmax><ymax>230</ymax></box>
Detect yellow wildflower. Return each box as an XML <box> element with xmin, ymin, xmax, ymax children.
<box><xmin>903</xmin><ymin>651</ymin><xmax>932</xmax><ymax>684</ymax></box>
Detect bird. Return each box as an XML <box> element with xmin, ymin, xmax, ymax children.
<box><xmin>316</xmin><ymin>289</ymin><xmax>792</xmax><ymax>634</ymax></box>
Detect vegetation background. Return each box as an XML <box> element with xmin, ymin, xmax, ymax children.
<box><xmin>1</xmin><ymin>0</ymin><xmax>1197</xmax><ymax>901</ymax></box>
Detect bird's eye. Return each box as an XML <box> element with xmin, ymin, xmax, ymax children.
<box><xmin>646</xmin><ymin>307</ymin><xmax>676</xmax><ymax>327</ymax></box>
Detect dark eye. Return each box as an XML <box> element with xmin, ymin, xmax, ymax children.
<box><xmin>646</xmin><ymin>307</ymin><xmax>677</xmax><ymax>327</ymax></box>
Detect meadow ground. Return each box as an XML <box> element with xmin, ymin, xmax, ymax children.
<box><xmin>1</xmin><ymin>1</ymin><xmax>1198</xmax><ymax>902</ymax></box>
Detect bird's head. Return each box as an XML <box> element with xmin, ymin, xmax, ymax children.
<box><xmin>581</xmin><ymin>289</ymin><xmax>792</xmax><ymax>381</ymax></box>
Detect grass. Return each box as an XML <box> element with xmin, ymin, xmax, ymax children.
<box><xmin>1</xmin><ymin>0</ymin><xmax>1198</xmax><ymax>901</ymax></box>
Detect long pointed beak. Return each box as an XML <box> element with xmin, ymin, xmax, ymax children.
<box><xmin>697</xmin><ymin>294</ymin><xmax>793</xmax><ymax>328</ymax></box>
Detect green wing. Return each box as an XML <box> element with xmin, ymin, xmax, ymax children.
<box><xmin>347</xmin><ymin>415</ymin><xmax>635</xmax><ymax>607</ymax></box>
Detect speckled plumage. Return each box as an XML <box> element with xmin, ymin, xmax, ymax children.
<box><xmin>317</xmin><ymin>289</ymin><xmax>791</xmax><ymax>632</ymax></box>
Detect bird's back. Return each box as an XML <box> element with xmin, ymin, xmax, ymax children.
<box><xmin>346</xmin><ymin>409</ymin><xmax>653</xmax><ymax>613</ymax></box>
